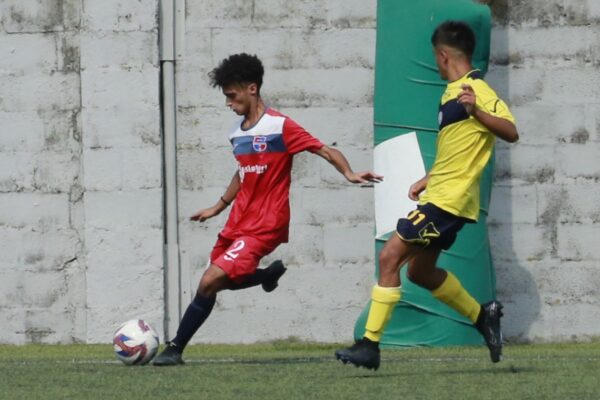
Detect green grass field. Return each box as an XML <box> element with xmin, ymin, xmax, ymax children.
<box><xmin>1</xmin><ymin>342</ymin><xmax>599</xmax><ymax>400</ymax></box>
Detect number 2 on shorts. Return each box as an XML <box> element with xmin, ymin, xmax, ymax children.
<box><xmin>224</xmin><ymin>239</ymin><xmax>245</xmax><ymax>261</ymax></box>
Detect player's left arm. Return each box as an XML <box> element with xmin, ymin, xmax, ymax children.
<box><xmin>315</xmin><ymin>145</ymin><xmax>383</xmax><ymax>184</ymax></box>
<box><xmin>458</xmin><ymin>83</ymin><xmax>519</xmax><ymax>143</ymax></box>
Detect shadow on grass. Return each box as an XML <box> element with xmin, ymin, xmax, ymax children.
<box><xmin>342</xmin><ymin>372</ymin><xmax>402</xmax><ymax>379</ymax></box>
<box><xmin>438</xmin><ymin>365</ymin><xmax>539</xmax><ymax>374</ymax></box>
<box><xmin>185</xmin><ymin>357</ymin><xmax>333</xmax><ymax>365</ymax></box>
<box><xmin>336</xmin><ymin>365</ymin><xmax>539</xmax><ymax>381</ymax></box>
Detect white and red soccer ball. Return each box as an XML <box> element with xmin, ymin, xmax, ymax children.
<box><xmin>113</xmin><ymin>319</ymin><xmax>159</xmax><ymax>365</ymax></box>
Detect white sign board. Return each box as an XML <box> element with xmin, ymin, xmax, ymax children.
<box><xmin>374</xmin><ymin>132</ymin><xmax>426</xmax><ymax>240</ymax></box>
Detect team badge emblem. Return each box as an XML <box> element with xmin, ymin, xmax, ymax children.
<box><xmin>252</xmin><ymin>136</ymin><xmax>268</xmax><ymax>152</ymax></box>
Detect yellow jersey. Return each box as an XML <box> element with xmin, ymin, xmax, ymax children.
<box><xmin>419</xmin><ymin>70</ymin><xmax>515</xmax><ymax>221</ymax></box>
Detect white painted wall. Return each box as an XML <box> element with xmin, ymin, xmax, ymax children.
<box><xmin>0</xmin><ymin>0</ymin><xmax>164</xmax><ymax>344</ymax></box>
<box><xmin>1</xmin><ymin>0</ymin><xmax>599</xmax><ymax>344</ymax></box>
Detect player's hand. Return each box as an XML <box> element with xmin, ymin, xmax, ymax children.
<box><xmin>345</xmin><ymin>171</ymin><xmax>383</xmax><ymax>184</ymax></box>
<box><xmin>458</xmin><ymin>83</ymin><xmax>477</xmax><ymax>115</ymax></box>
<box><xmin>408</xmin><ymin>178</ymin><xmax>427</xmax><ymax>201</ymax></box>
<box><xmin>190</xmin><ymin>206</ymin><xmax>220</xmax><ymax>222</ymax></box>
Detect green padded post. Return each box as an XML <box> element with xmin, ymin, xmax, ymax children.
<box><xmin>355</xmin><ymin>0</ymin><xmax>494</xmax><ymax>347</ymax></box>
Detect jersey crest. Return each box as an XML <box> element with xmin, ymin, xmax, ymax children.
<box><xmin>252</xmin><ymin>136</ymin><xmax>268</xmax><ymax>152</ymax></box>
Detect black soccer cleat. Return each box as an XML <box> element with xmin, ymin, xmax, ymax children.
<box><xmin>335</xmin><ymin>338</ymin><xmax>381</xmax><ymax>371</ymax></box>
<box><xmin>476</xmin><ymin>300</ymin><xmax>504</xmax><ymax>363</ymax></box>
<box><xmin>262</xmin><ymin>260</ymin><xmax>286</xmax><ymax>293</ymax></box>
<box><xmin>152</xmin><ymin>342</ymin><xmax>184</xmax><ymax>366</ymax></box>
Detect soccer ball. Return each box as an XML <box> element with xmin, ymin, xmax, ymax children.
<box><xmin>112</xmin><ymin>319</ymin><xmax>160</xmax><ymax>365</ymax></box>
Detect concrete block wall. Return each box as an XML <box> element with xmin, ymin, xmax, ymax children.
<box><xmin>176</xmin><ymin>0</ymin><xmax>377</xmax><ymax>343</ymax></box>
<box><xmin>80</xmin><ymin>0</ymin><xmax>164</xmax><ymax>342</ymax></box>
<box><xmin>483</xmin><ymin>0</ymin><xmax>600</xmax><ymax>341</ymax></box>
<box><xmin>0</xmin><ymin>0</ymin><xmax>163</xmax><ymax>344</ymax></box>
<box><xmin>0</xmin><ymin>0</ymin><xmax>85</xmax><ymax>344</ymax></box>
<box><xmin>2</xmin><ymin>0</ymin><xmax>599</xmax><ymax>344</ymax></box>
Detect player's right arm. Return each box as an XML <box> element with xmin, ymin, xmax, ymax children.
<box><xmin>458</xmin><ymin>83</ymin><xmax>519</xmax><ymax>143</ymax></box>
<box><xmin>315</xmin><ymin>145</ymin><xmax>383</xmax><ymax>184</ymax></box>
<box><xmin>408</xmin><ymin>174</ymin><xmax>429</xmax><ymax>201</ymax></box>
<box><xmin>190</xmin><ymin>172</ymin><xmax>240</xmax><ymax>222</ymax></box>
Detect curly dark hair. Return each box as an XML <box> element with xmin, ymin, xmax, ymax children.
<box><xmin>431</xmin><ymin>20</ymin><xmax>476</xmax><ymax>58</ymax></box>
<box><xmin>208</xmin><ymin>53</ymin><xmax>264</xmax><ymax>90</ymax></box>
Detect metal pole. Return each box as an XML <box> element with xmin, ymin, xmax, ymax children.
<box><xmin>159</xmin><ymin>0</ymin><xmax>180</xmax><ymax>340</ymax></box>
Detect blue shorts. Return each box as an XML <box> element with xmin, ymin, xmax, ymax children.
<box><xmin>396</xmin><ymin>203</ymin><xmax>471</xmax><ymax>250</ymax></box>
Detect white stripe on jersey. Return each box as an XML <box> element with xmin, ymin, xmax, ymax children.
<box><xmin>229</xmin><ymin>112</ymin><xmax>285</xmax><ymax>140</ymax></box>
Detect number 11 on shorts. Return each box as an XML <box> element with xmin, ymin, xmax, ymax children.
<box><xmin>407</xmin><ymin>209</ymin><xmax>426</xmax><ymax>226</ymax></box>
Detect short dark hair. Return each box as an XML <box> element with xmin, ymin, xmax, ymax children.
<box><xmin>431</xmin><ymin>21</ymin><xmax>476</xmax><ymax>58</ymax></box>
<box><xmin>208</xmin><ymin>53</ymin><xmax>264</xmax><ymax>90</ymax></box>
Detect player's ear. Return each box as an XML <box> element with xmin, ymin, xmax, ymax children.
<box><xmin>247</xmin><ymin>82</ymin><xmax>258</xmax><ymax>96</ymax></box>
<box><xmin>439</xmin><ymin>48</ymin><xmax>449</xmax><ymax>63</ymax></box>
<box><xmin>440</xmin><ymin>48</ymin><xmax>453</xmax><ymax>70</ymax></box>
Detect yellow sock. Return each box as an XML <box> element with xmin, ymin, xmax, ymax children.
<box><xmin>364</xmin><ymin>285</ymin><xmax>401</xmax><ymax>342</ymax></box>
<box><xmin>432</xmin><ymin>271</ymin><xmax>481</xmax><ymax>323</ymax></box>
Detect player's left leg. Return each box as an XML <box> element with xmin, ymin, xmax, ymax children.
<box><xmin>155</xmin><ymin>235</ymin><xmax>283</xmax><ymax>366</ymax></box>
<box><xmin>153</xmin><ymin>264</ymin><xmax>230</xmax><ymax>366</ymax></box>
<box><xmin>171</xmin><ymin>264</ymin><xmax>229</xmax><ymax>346</ymax></box>
<box><xmin>335</xmin><ymin>234</ymin><xmax>417</xmax><ymax>370</ymax></box>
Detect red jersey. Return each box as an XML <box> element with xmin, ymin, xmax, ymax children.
<box><xmin>219</xmin><ymin>108</ymin><xmax>324</xmax><ymax>244</ymax></box>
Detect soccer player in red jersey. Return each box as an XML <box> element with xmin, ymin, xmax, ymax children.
<box><xmin>153</xmin><ymin>53</ymin><xmax>382</xmax><ymax>365</ymax></box>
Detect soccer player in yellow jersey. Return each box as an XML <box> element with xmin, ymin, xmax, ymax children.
<box><xmin>336</xmin><ymin>20</ymin><xmax>519</xmax><ymax>370</ymax></box>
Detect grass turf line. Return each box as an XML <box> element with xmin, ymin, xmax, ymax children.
<box><xmin>1</xmin><ymin>342</ymin><xmax>599</xmax><ymax>400</ymax></box>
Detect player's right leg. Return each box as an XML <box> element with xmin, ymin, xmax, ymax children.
<box><xmin>228</xmin><ymin>259</ymin><xmax>287</xmax><ymax>292</ymax></box>
<box><xmin>210</xmin><ymin>234</ymin><xmax>286</xmax><ymax>292</ymax></box>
